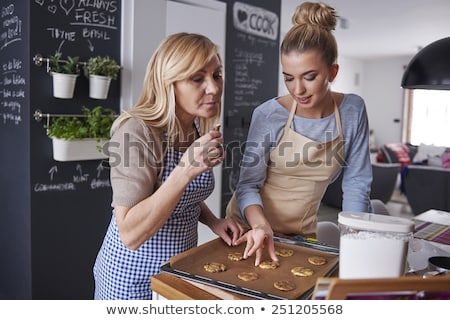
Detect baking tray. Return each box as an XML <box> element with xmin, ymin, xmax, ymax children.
<box><xmin>161</xmin><ymin>237</ymin><xmax>339</xmax><ymax>300</ymax></box>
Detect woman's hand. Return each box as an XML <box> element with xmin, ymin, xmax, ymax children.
<box><xmin>234</xmin><ymin>223</ymin><xmax>278</xmax><ymax>266</ymax></box>
<box><xmin>209</xmin><ymin>217</ymin><xmax>245</xmax><ymax>246</ymax></box>
<box><xmin>199</xmin><ymin>202</ymin><xmax>244</xmax><ymax>246</ymax></box>
<box><xmin>179</xmin><ymin>130</ymin><xmax>224</xmax><ymax>179</ymax></box>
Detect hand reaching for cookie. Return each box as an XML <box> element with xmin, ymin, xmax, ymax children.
<box><xmin>234</xmin><ymin>223</ymin><xmax>279</xmax><ymax>266</ymax></box>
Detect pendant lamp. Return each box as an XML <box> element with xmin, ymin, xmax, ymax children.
<box><xmin>401</xmin><ymin>37</ymin><xmax>450</xmax><ymax>90</ymax></box>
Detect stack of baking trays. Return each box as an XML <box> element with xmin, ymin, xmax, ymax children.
<box><xmin>161</xmin><ymin>237</ymin><xmax>339</xmax><ymax>299</ymax></box>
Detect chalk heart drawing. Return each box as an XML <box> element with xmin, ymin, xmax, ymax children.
<box><xmin>48</xmin><ymin>5</ymin><xmax>57</xmax><ymax>14</ymax></box>
<box><xmin>237</xmin><ymin>10</ymin><xmax>248</xmax><ymax>23</ymax></box>
<box><xmin>35</xmin><ymin>0</ymin><xmax>45</xmax><ymax>6</ymax></box>
<box><xmin>60</xmin><ymin>0</ymin><xmax>75</xmax><ymax>16</ymax></box>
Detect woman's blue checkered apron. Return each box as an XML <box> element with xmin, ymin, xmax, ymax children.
<box><xmin>93</xmin><ymin>145</ymin><xmax>214</xmax><ymax>299</ymax></box>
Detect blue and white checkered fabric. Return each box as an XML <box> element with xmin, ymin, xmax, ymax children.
<box><xmin>93</xmin><ymin>146</ymin><xmax>214</xmax><ymax>299</ymax></box>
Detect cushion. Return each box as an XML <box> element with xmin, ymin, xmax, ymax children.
<box><xmin>412</xmin><ymin>143</ymin><xmax>446</xmax><ymax>163</ymax></box>
<box><xmin>428</xmin><ymin>156</ymin><xmax>443</xmax><ymax>167</ymax></box>
<box><xmin>442</xmin><ymin>152</ymin><xmax>450</xmax><ymax>169</ymax></box>
<box><xmin>405</xmin><ymin>143</ymin><xmax>418</xmax><ymax>160</ymax></box>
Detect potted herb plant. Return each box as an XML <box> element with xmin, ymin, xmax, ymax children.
<box><xmin>48</xmin><ymin>52</ymin><xmax>80</xmax><ymax>99</ymax></box>
<box><xmin>84</xmin><ymin>55</ymin><xmax>120</xmax><ymax>99</ymax></box>
<box><xmin>45</xmin><ymin>105</ymin><xmax>116</xmax><ymax>161</ymax></box>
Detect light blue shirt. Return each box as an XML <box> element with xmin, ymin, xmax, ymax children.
<box><xmin>236</xmin><ymin>93</ymin><xmax>372</xmax><ymax>216</ymax></box>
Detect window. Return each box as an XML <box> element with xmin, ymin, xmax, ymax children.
<box><xmin>403</xmin><ymin>89</ymin><xmax>450</xmax><ymax>147</ymax></box>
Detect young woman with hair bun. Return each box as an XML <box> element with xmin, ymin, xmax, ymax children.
<box><xmin>227</xmin><ymin>2</ymin><xmax>372</xmax><ymax>265</ymax></box>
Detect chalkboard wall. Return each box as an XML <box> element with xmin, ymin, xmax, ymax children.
<box><xmin>220</xmin><ymin>0</ymin><xmax>281</xmax><ymax>216</ymax></box>
<box><xmin>0</xmin><ymin>0</ymin><xmax>121</xmax><ymax>299</ymax></box>
<box><xmin>0</xmin><ymin>0</ymin><xmax>31</xmax><ymax>299</ymax></box>
<box><xmin>0</xmin><ymin>0</ymin><xmax>279</xmax><ymax>299</ymax></box>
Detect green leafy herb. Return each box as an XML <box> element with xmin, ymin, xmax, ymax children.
<box><xmin>46</xmin><ymin>106</ymin><xmax>116</xmax><ymax>140</ymax></box>
<box><xmin>84</xmin><ymin>56</ymin><xmax>120</xmax><ymax>80</ymax></box>
<box><xmin>48</xmin><ymin>52</ymin><xmax>80</xmax><ymax>75</ymax></box>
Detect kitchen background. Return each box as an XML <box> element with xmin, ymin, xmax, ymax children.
<box><xmin>1</xmin><ymin>0</ymin><xmax>449</xmax><ymax>299</ymax></box>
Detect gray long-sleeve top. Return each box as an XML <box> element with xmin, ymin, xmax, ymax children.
<box><xmin>235</xmin><ymin>93</ymin><xmax>373</xmax><ymax>218</ymax></box>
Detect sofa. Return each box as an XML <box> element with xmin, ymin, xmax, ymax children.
<box><xmin>402</xmin><ymin>165</ymin><xmax>450</xmax><ymax>215</ymax></box>
<box><xmin>321</xmin><ymin>162</ymin><xmax>401</xmax><ymax>209</ymax></box>
<box><xmin>376</xmin><ymin>142</ymin><xmax>450</xmax><ymax>215</ymax></box>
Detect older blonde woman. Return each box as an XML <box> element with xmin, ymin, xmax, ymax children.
<box><xmin>94</xmin><ymin>33</ymin><xmax>244</xmax><ymax>299</ymax></box>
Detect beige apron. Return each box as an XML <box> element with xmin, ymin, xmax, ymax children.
<box><xmin>226</xmin><ymin>100</ymin><xmax>344</xmax><ymax>237</ymax></box>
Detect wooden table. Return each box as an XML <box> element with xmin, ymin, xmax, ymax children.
<box><xmin>151</xmin><ymin>237</ymin><xmax>339</xmax><ymax>300</ymax></box>
<box><xmin>319</xmin><ymin>275</ymin><xmax>450</xmax><ymax>299</ymax></box>
<box><xmin>151</xmin><ymin>273</ymin><xmax>450</xmax><ymax>300</ymax></box>
<box><xmin>152</xmin><ymin>211</ymin><xmax>450</xmax><ymax>300</ymax></box>
<box><xmin>151</xmin><ymin>262</ymin><xmax>339</xmax><ymax>300</ymax></box>
<box><xmin>151</xmin><ymin>273</ymin><xmax>251</xmax><ymax>300</ymax></box>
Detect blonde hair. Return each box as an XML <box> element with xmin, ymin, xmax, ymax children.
<box><xmin>281</xmin><ymin>2</ymin><xmax>338</xmax><ymax>67</ymax></box>
<box><xmin>112</xmin><ymin>32</ymin><xmax>222</xmax><ymax>141</ymax></box>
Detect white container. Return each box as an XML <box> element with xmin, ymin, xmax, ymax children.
<box><xmin>89</xmin><ymin>75</ymin><xmax>112</xmax><ymax>100</ymax></box>
<box><xmin>52</xmin><ymin>138</ymin><xmax>109</xmax><ymax>162</ymax></box>
<box><xmin>51</xmin><ymin>72</ymin><xmax>78</xmax><ymax>99</ymax></box>
<box><xmin>338</xmin><ymin>212</ymin><xmax>414</xmax><ymax>279</ymax></box>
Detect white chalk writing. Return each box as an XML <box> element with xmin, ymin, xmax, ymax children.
<box><xmin>1</xmin><ymin>57</ymin><xmax>25</xmax><ymax>126</ymax></box>
<box><xmin>33</xmin><ymin>162</ymin><xmax>111</xmax><ymax>193</ymax></box>
<box><xmin>37</xmin><ymin>0</ymin><xmax>119</xmax><ymax>53</ymax></box>
<box><xmin>1</xmin><ymin>3</ymin><xmax>22</xmax><ymax>50</ymax></box>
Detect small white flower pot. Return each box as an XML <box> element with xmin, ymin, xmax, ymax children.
<box><xmin>51</xmin><ymin>72</ymin><xmax>78</xmax><ymax>99</ymax></box>
<box><xmin>52</xmin><ymin>138</ymin><xmax>109</xmax><ymax>162</ymax></box>
<box><xmin>89</xmin><ymin>75</ymin><xmax>112</xmax><ymax>100</ymax></box>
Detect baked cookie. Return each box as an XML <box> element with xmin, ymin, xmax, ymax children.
<box><xmin>259</xmin><ymin>260</ymin><xmax>280</xmax><ymax>270</ymax></box>
<box><xmin>237</xmin><ymin>271</ymin><xmax>259</xmax><ymax>282</ymax></box>
<box><xmin>275</xmin><ymin>249</ymin><xmax>294</xmax><ymax>257</ymax></box>
<box><xmin>228</xmin><ymin>252</ymin><xmax>244</xmax><ymax>261</ymax></box>
<box><xmin>203</xmin><ymin>262</ymin><xmax>226</xmax><ymax>273</ymax></box>
<box><xmin>291</xmin><ymin>266</ymin><xmax>314</xmax><ymax>277</ymax></box>
<box><xmin>274</xmin><ymin>280</ymin><xmax>296</xmax><ymax>291</ymax></box>
<box><xmin>308</xmin><ymin>256</ymin><xmax>327</xmax><ymax>266</ymax></box>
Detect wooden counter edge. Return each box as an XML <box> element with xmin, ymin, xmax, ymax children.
<box><xmin>324</xmin><ymin>275</ymin><xmax>450</xmax><ymax>299</ymax></box>
<box><xmin>151</xmin><ymin>273</ymin><xmax>220</xmax><ymax>300</ymax></box>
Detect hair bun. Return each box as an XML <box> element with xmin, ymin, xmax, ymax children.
<box><xmin>292</xmin><ymin>2</ymin><xmax>338</xmax><ymax>31</ymax></box>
